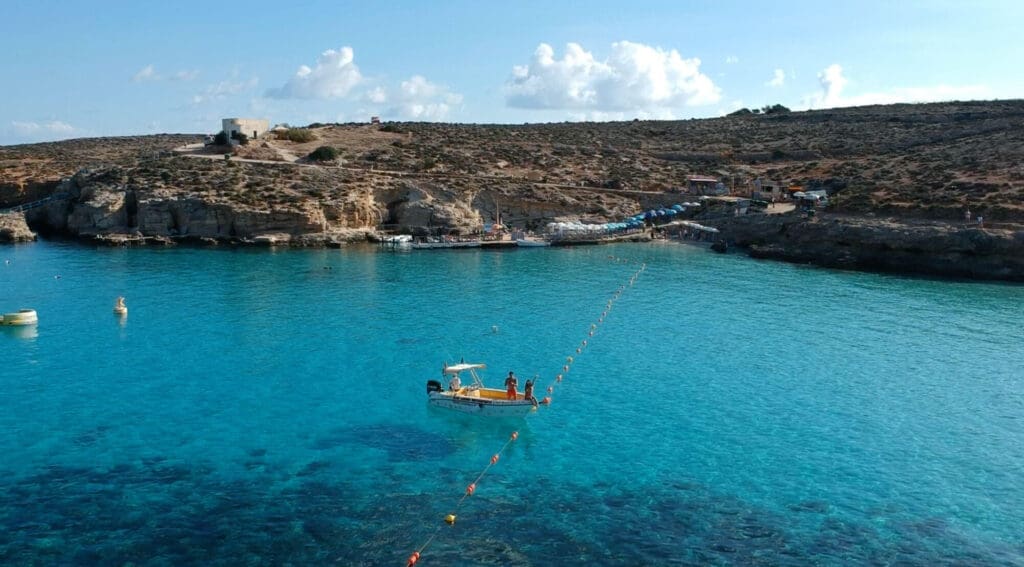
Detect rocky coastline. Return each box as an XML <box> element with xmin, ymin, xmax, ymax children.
<box><xmin>3</xmin><ymin>101</ymin><xmax>1023</xmax><ymax>280</ymax></box>
<box><xmin>0</xmin><ymin>212</ymin><xmax>36</xmax><ymax>243</ymax></box>
<box><xmin>709</xmin><ymin>213</ymin><xmax>1024</xmax><ymax>282</ymax></box>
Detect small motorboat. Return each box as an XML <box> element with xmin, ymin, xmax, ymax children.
<box><xmin>113</xmin><ymin>296</ymin><xmax>128</xmax><ymax>316</ymax></box>
<box><xmin>382</xmin><ymin>234</ymin><xmax>413</xmax><ymax>246</ymax></box>
<box><xmin>515</xmin><ymin>237</ymin><xmax>551</xmax><ymax>247</ymax></box>
<box><xmin>1</xmin><ymin>309</ymin><xmax>38</xmax><ymax>326</ymax></box>
<box><xmin>427</xmin><ymin>362</ymin><xmax>537</xmax><ymax>417</ymax></box>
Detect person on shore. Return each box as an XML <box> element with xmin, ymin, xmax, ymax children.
<box><xmin>505</xmin><ymin>371</ymin><xmax>518</xmax><ymax>400</ymax></box>
<box><xmin>524</xmin><ymin>378</ymin><xmax>538</xmax><ymax>407</ymax></box>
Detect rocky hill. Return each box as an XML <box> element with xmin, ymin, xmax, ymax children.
<box><xmin>1</xmin><ymin>100</ymin><xmax>1022</xmax><ymax>278</ymax></box>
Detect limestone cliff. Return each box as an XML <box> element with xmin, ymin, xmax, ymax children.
<box><xmin>712</xmin><ymin>213</ymin><xmax>1024</xmax><ymax>281</ymax></box>
<box><xmin>0</xmin><ymin>212</ymin><xmax>36</xmax><ymax>243</ymax></box>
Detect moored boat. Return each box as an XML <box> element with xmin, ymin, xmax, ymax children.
<box><xmin>427</xmin><ymin>362</ymin><xmax>537</xmax><ymax>417</ymax></box>
<box><xmin>1</xmin><ymin>309</ymin><xmax>38</xmax><ymax>326</ymax></box>
<box><xmin>515</xmin><ymin>237</ymin><xmax>550</xmax><ymax>247</ymax></box>
<box><xmin>411</xmin><ymin>237</ymin><xmax>482</xmax><ymax>250</ymax></box>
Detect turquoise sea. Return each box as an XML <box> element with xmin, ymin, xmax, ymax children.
<box><xmin>2</xmin><ymin>240</ymin><xmax>1023</xmax><ymax>565</ymax></box>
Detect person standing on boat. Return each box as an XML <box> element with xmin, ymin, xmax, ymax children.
<box><xmin>449</xmin><ymin>373</ymin><xmax>461</xmax><ymax>392</ymax></box>
<box><xmin>505</xmin><ymin>371</ymin><xmax>518</xmax><ymax>400</ymax></box>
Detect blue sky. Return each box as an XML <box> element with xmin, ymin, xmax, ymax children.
<box><xmin>3</xmin><ymin>0</ymin><xmax>1022</xmax><ymax>144</ymax></box>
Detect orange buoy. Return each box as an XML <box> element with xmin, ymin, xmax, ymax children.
<box><xmin>466</xmin><ymin>483</ymin><xmax>476</xmax><ymax>495</ymax></box>
<box><xmin>407</xmin><ymin>551</ymin><xmax>421</xmax><ymax>566</ymax></box>
<box><xmin>491</xmin><ymin>454</ymin><xmax>499</xmax><ymax>465</ymax></box>
<box><xmin>541</xmin><ymin>397</ymin><xmax>551</xmax><ymax>405</ymax></box>
<box><xmin>511</xmin><ymin>431</ymin><xmax>519</xmax><ymax>441</ymax></box>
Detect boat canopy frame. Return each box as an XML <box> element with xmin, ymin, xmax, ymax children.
<box><xmin>442</xmin><ymin>362</ymin><xmax>487</xmax><ymax>389</ymax></box>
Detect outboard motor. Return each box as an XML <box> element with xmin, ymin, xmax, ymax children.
<box><xmin>426</xmin><ymin>380</ymin><xmax>443</xmax><ymax>394</ymax></box>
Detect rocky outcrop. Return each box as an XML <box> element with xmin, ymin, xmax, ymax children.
<box><xmin>712</xmin><ymin>213</ymin><xmax>1024</xmax><ymax>281</ymax></box>
<box><xmin>0</xmin><ymin>212</ymin><xmax>36</xmax><ymax>243</ymax></box>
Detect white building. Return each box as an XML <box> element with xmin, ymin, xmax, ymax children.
<box><xmin>222</xmin><ymin>118</ymin><xmax>269</xmax><ymax>142</ymax></box>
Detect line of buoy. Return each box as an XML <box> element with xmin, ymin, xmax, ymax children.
<box><xmin>406</xmin><ymin>430</ymin><xmax>520</xmax><ymax>566</ymax></box>
<box><xmin>405</xmin><ymin>256</ymin><xmax>647</xmax><ymax>565</ymax></box>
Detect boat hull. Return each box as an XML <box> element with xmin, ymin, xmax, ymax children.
<box><xmin>428</xmin><ymin>390</ymin><xmax>535</xmax><ymax>417</ymax></box>
<box><xmin>1</xmin><ymin>309</ymin><xmax>38</xmax><ymax>326</ymax></box>
<box><xmin>516</xmin><ymin>239</ymin><xmax>550</xmax><ymax>247</ymax></box>
<box><xmin>411</xmin><ymin>240</ymin><xmax>482</xmax><ymax>249</ymax></box>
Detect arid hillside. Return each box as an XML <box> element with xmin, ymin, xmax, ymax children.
<box><xmin>3</xmin><ymin>100</ymin><xmax>1023</xmax><ymax>223</ymax></box>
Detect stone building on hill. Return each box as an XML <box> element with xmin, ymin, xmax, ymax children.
<box><xmin>222</xmin><ymin>118</ymin><xmax>269</xmax><ymax>142</ymax></box>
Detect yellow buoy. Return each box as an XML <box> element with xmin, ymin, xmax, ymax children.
<box><xmin>445</xmin><ymin>514</ymin><xmax>456</xmax><ymax>525</ymax></box>
<box><xmin>113</xmin><ymin>296</ymin><xmax>128</xmax><ymax>316</ymax></box>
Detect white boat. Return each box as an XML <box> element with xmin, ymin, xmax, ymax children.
<box><xmin>516</xmin><ymin>238</ymin><xmax>550</xmax><ymax>247</ymax></box>
<box><xmin>411</xmin><ymin>238</ymin><xmax>482</xmax><ymax>250</ymax></box>
<box><xmin>1</xmin><ymin>309</ymin><xmax>38</xmax><ymax>326</ymax></box>
<box><xmin>427</xmin><ymin>363</ymin><xmax>537</xmax><ymax>417</ymax></box>
<box><xmin>382</xmin><ymin>234</ymin><xmax>413</xmax><ymax>245</ymax></box>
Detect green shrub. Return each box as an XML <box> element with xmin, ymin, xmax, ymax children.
<box><xmin>213</xmin><ymin>131</ymin><xmax>229</xmax><ymax>146</ymax></box>
<box><xmin>276</xmin><ymin>128</ymin><xmax>317</xmax><ymax>143</ymax></box>
<box><xmin>761</xmin><ymin>104</ymin><xmax>791</xmax><ymax>115</ymax></box>
<box><xmin>308</xmin><ymin>146</ymin><xmax>340</xmax><ymax>162</ymax></box>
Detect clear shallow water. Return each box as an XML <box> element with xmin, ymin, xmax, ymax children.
<box><xmin>2</xmin><ymin>241</ymin><xmax>1023</xmax><ymax>565</ymax></box>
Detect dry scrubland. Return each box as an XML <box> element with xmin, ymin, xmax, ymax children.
<box><xmin>2</xmin><ymin>100</ymin><xmax>1024</xmax><ymax>224</ymax></box>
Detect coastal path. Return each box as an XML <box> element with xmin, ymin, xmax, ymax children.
<box><xmin>0</xmin><ymin>192</ymin><xmax>73</xmax><ymax>214</ymax></box>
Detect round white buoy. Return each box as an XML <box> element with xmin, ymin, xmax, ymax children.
<box><xmin>492</xmin><ymin>325</ymin><xmax>499</xmax><ymax>333</ymax></box>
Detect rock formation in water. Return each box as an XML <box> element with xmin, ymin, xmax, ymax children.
<box><xmin>710</xmin><ymin>213</ymin><xmax>1024</xmax><ymax>281</ymax></box>
<box><xmin>0</xmin><ymin>212</ymin><xmax>36</xmax><ymax>243</ymax></box>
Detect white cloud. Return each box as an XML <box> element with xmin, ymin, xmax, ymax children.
<box><xmin>766</xmin><ymin>68</ymin><xmax>785</xmax><ymax>87</ymax></box>
<box><xmin>505</xmin><ymin>41</ymin><xmax>721</xmax><ymax>113</ymax></box>
<box><xmin>266</xmin><ymin>46</ymin><xmax>363</xmax><ymax>99</ymax></box>
<box><xmin>725</xmin><ymin>55</ymin><xmax>739</xmax><ymax>64</ymax></box>
<box><xmin>804</xmin><ymin>63</ymin><xmax>992</xmax><ymax>109</ymax></box>
<box><xmin>192</xmin><ymin>76</ymin><xmax>259</xmax><ymax>104</ymax></box>
<box><xmin>365</xmin><ymin>86</ymin><xmax>387</xmax><ymax>104</ymax></box>
<box><xmin>369</xmin><ymin>75</ymin><xmax>463</xmax><ymax>121</ymax></box>
<box><xmin>132</xmin><ymin>64</ymin><xmax>158</xmax><ymax>82</ymax></box>
<box><xmin>12</xmin><ymin>120</ymin><xmax>75</xmax><ymax>135</ymax></box>
<box><xmin>134</xmin><ymin>65</ymin><xmax>199</xmax><ymax>82</ymax></box>
<box><xmin>171</xmin><ymin>69</ymin><xmax>199</xmax><ymax>81</ymax></box>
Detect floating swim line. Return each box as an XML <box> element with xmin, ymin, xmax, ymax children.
<box><xmin>405</xmin><ymin>254</ymin><xmax>647</xmax><ymax>566</ymax></box>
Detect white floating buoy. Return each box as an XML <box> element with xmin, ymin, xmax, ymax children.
<box><xmin>113</xmin><ymin>296</ymin><xmax>128</xmax><ymax>316</ymax></box>
<box><xmin>491</xmin><ymin>325</ymin><xmax>499</xmax><ymax>334</ymax></box>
